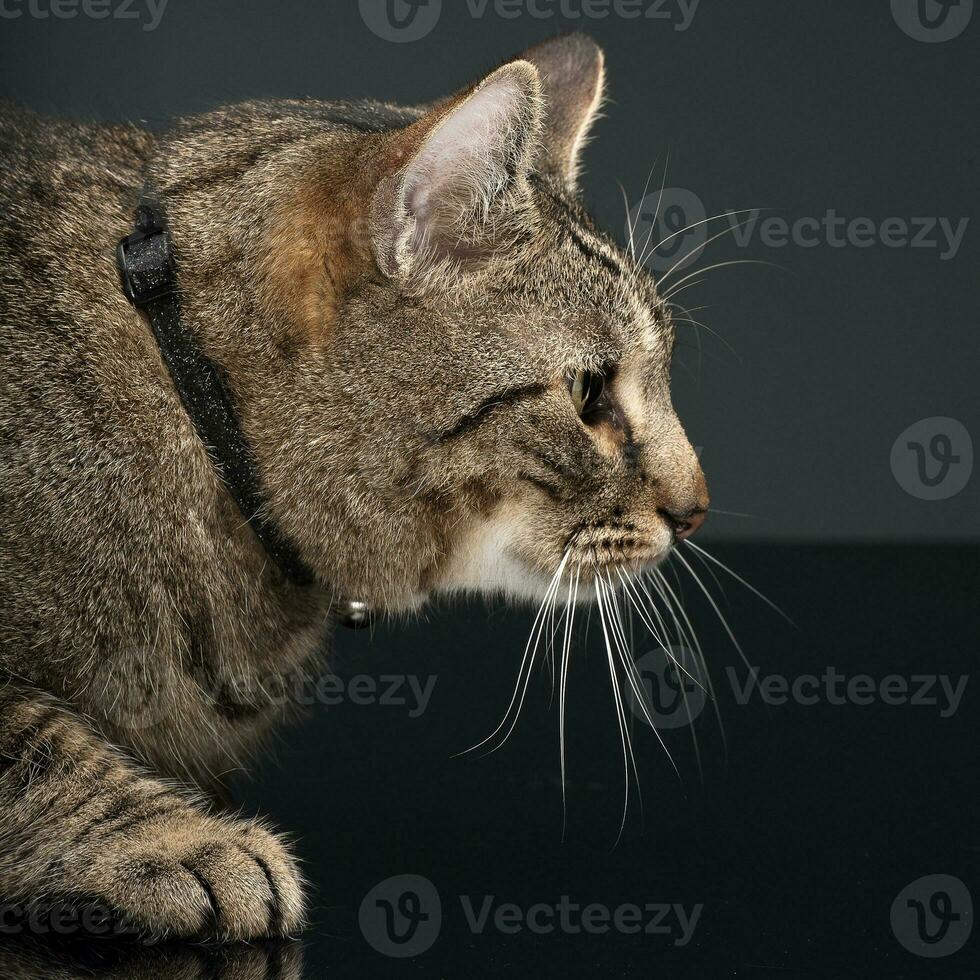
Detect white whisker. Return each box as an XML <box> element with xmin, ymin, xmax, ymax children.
<box><xmin>619</xmin><ymin>182</ymin><xmax>639</xmax><ymax>263</ymax></box>
<box><xmin>456</xmin><ymin>552</ymin><xmax>569</xmax><ymax>757</ymax></box>
<box><xmin>594</xmin><ymin>571</ymin><xmax>637</xmax><ymax>844</ymax></box>
<box><xmin>558</xmin><ymin>564</ymin><xmax>579</xmax><ymax>840</ymax></box>
<box><xmin>632</xmin><ymin>154</ymin><xmax>670</xmax><ymax>274</ymax></box>
<box><xmin>617</xmin><ymin>568</ymin><xmax>705</xmax><ymax>694</ymax></box>
<box><xmin>656</xmin><ymin>216</ymin><xmax>765</xmax><ymax>291</ymax></box>
<box><xmin>671</xmin><ymin>549</ymin><xmax>751</xmax><ymax>671</ymax></box>
<box><xmin>668</xmin><ymin>312</ymin><xmax>741</xmax><ymax>362</ymax></box>
<box><xmin>648</xmin><ymin>567</ymin><xmax>727</xmax><ymax>756</ymax></box>
<box><xmin>663</xmin><ymin>258</ymin><xmax>779</xmax><ymax>301</ymax></box>
<box><xmin>614</xmin><ymin>568</ymin><xmax>703</xmax><ymax>783</ymax></box>
<box><xmin>603</xmin><ymin>572</ymin><xmax>679</xmax><ymax>789</ymax></box>
<box><xmin>706</xmin><ymin>507</ymin><xmax>764</xmax><ymax>520</ymax></box>
<box><xmin>640</xmin><ymin>210</ymin><xmax>761</xmax><ymax>275</ymax></box>
<box><xmin>683</xmin><ymin>540</ymin><xmax>794</xmax><ymax>625</ymax></box>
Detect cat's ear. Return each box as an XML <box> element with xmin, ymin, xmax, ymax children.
<box><xmin>517</xmin><ymin>33</ymin><xmax>606</xmax><ymax>189</ymax></box>
<box><xmin>371</xmin><ymin>61</ymin><xmax>543</xmax><ymax>280</ymax></box>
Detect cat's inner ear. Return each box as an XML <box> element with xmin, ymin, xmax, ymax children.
<box><xmin>517</xmin><ymin>33</ymin><xmax>606</xmax><ymax>189</ymax></box>
<box><xmin>372</xmin><ymin>61</ymin><xmax>542</xmax><ymax>280</ymax></box>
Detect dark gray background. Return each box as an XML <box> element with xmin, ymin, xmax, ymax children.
<box><xmin>2</xmin><ymin>6</ymin><xmax>979</xmax><ymax>976</ymax></box>
<box><xmin>1</xmin><ymin>0</ymin><xmax>976</xmax><ymax>544</ymax></box>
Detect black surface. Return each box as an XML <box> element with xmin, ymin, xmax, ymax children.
<box><xmin>5</xmin><ymin>544</ymin><xmax>975</xmax><ymax>977</ymax></box>
<box><xmin>259</xmin><ymin>544</ymin><xmax>980</xmax><ymax>976</ymax></box>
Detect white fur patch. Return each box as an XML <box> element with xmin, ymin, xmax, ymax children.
<box><xmin>436</xmin><ymin>498</ymin><xmax>675</xmax><ymax>606</ymax></box>
<box><xmin>436</xmin><ymin>501</ymin><xmax>556</xmax><ymax>604</ymax></box>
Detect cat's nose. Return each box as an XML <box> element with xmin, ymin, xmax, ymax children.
<box><xmin>660</xmin><ymin>507</ymin><xmax>706</xmax><ymax>541</ymax></box>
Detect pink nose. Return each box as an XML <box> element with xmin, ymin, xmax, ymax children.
<box><xmin>662</xmin><ymin>508</ymin><xmax>707</xmax><ymax>541</ymax></box>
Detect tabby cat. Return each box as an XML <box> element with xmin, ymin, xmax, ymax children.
<box><xmin>0</xmin><ymin>34</ymin><xmax>707</xmax><ymax>940</ymax></box>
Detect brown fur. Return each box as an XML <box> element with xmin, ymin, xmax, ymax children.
<box><xmin>0</xmin><ymin>35</ymin><xmax>706</xmax><ymax>940</ymax></box>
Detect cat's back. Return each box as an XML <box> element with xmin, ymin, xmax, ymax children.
<box><xmin>0</xmin><ymin>104</ymin><xmax>151</xmax><ymax>326</ymax></box>
<box><xmin>0</xmin><ymin>104</ymin><xmax>168</xmax><ymax>462</ymax></box>
<box><xmin>0</xmin><ymin>96</ymin><xmax>412</xmax><ymax>690</ymax></box>
<box><xmin>0</xmin><ymin>106</ymin><xmax>198</xmax><ymax>674</ymax></box>
<box><xmin>0</xmin><ymin>96</ymin><xmax>422</xmax><ymax>674</ymax></box>
<box><xmin>0</xmin><ymin>104</ymin><xmax>165</xmax><ymax>470</ymax></box>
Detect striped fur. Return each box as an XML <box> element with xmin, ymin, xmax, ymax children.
<box><xmin>0</xmin><ymin>35</ymin><xmax>705</xmax><ymax>939</ymax></box>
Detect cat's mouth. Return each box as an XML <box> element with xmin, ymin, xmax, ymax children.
<box><xmin>563</xmin><ymin>520</ymin><xmax>674</xmax><ymax>575</ymax></box>
<box><xmin>434</xmin><ymin>500</ymin><xmax>683</xmax><ymax>604</ymax></box>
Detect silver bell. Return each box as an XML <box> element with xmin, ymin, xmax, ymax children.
<box><xmin>337</xmin><ymin>600</ymin><xmax>373</xmax><ymax>630</ymax></box>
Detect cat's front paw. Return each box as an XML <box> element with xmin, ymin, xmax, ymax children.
<box><xmin>66</xmin><ymin>809</ymin><xmax>306</xmax><ymax>941</ymax></box>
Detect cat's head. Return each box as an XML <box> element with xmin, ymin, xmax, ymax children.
<box><xmin>344</xmin><ymin>36</ymin><xmax>706</xmax><ymax>603</ymax></box>
<box><xmin>172</xmin><ymin>35</ymin><xmax>707</xmax><ymax>607</ymax></box>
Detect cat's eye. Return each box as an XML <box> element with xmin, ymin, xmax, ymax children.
<box><xmin>567</xmin><ymin>368</ymin><xmax>606</xmax><ymax>418</ymax></box>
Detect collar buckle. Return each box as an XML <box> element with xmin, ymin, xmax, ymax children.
<box><xmin>117</xmin><ymin>205</ymin><xmax>176</xmax><ymax>308</ymax></box>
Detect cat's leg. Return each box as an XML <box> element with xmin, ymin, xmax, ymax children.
<box><xmin>0</xmin><ymin>683</ymin><xmax>305</xmax><ymax>941</ymax></box>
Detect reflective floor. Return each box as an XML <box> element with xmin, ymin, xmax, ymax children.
<box><xmin>1</xmin><ymin>546</ymin><xmax>977</xmax><ymax>977</ymax></box>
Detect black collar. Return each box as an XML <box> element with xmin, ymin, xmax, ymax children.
<box><xmin>117</xmin><ymin>202</ymin><xmax>316</xmax><ymax>588</ymax></box>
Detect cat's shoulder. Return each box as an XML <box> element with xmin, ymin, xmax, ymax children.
<box><xmin>0</xmin><ymin>101</ymin><xmax>152</xmax><ymax>169</ymax></box>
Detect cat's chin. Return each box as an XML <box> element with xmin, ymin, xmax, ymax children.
<box><xmin>434</xmin><ymin>510</ymin><xmax>674</xmax><ymax>607</ymax></box>
<box><xmin>434</xmin><ymin>553</ymin><xmax>672</xmax><ymax>607</ymax></box>
<box><xmin>434</xmin><ymin>542</ymin><xmax>555</xmax><ymax>605</ymax></box>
